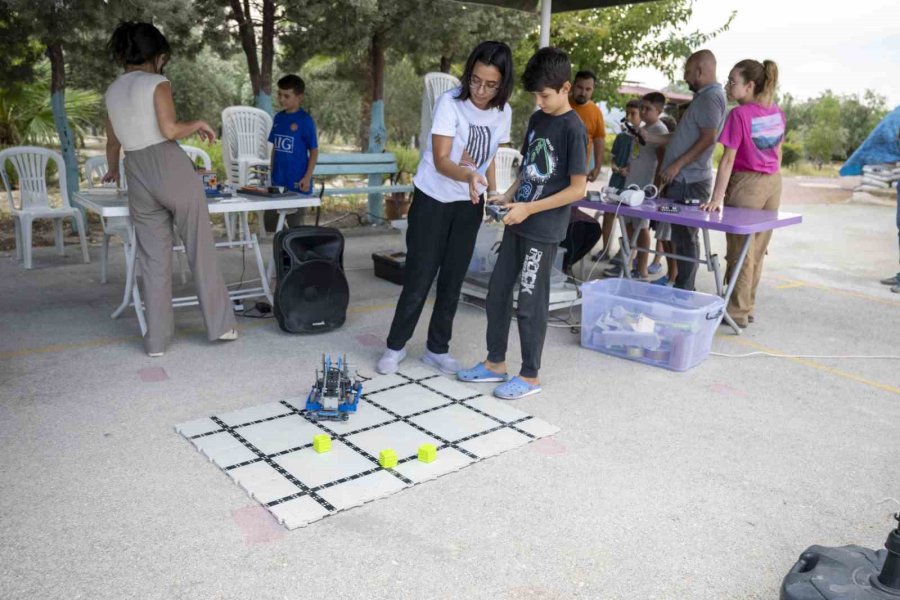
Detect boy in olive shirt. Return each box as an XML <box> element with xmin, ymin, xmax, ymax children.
<box><xmin>458</xmin><ymin>47</ymin><xmax>588</xmax><ymax>400</ymax></box>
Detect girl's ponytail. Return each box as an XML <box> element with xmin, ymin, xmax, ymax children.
<box><xmin>761</xmin><ymin>60</ymin><xmax>779</xmax><ymax>104</ymax></box>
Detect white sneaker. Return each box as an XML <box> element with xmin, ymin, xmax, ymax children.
<box><xmin>376</xmin><ymin>348</ymin><xmax>407</xmax><ymax>375</ymax></box>
<box><xmin>218</xmin><ymin>329</ymin><xmax>239</xmax><ymax>341</ymax></box>
<box><xmin>148</xmin><ymin>352</ymin><xmax>164</xmax><ymax>358</ymax></box>
<box><xmin>422</xmin><ymin>350</ymin><xmax>462</xmax><ymax>375</ymax></box>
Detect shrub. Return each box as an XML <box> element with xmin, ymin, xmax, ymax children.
<box><xmin>781</xmin><ymin>142</ymin><xmax>801</xmax><ymax>167</ymax></box>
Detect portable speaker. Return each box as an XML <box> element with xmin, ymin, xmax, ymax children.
<box><xmin>273</xmin><ymin>226</ymin><xmax>349</xmax><ymax>333</ymax></box>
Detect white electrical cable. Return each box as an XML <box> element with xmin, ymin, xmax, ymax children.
<box><xmin>710</xmin><ymin>351</ymin><xmax>900</xmax><ymax>359</ymax></box>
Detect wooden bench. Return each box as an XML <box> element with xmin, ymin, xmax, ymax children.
<box><xmin>311</xmin><ymin>152</ymin><xmax>414</xmax><ymax>225</ymax></box>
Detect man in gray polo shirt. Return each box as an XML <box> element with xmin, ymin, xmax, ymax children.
<box><xmin>641</xmin><ymin>49</ymin><xmax>726</xmax><ymax>290</ymax></box>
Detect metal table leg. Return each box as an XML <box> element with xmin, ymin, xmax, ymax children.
<box><xmin>241</xmin><ymin>211</ymin><xmax>273</xmax><ymax>304</ymax></box>
<box><xmin>111</xmin><ymin>224</ymin><xmax>137</xmax><ymax>320</ymax></box>
<box><xmin>720</xmin><ymin>234</ymin><xmax>752</xmax><ymax>335</ymax></box>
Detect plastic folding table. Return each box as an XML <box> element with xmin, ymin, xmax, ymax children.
<box><xmin>73</xmin><ymin>189</ymin><xmax>320</xmax><ymax>335</ymax></box>
<box><xmin>573</xmin><ymin>197</ymin><xmax>802</xmax><ymax>334</ymax></box>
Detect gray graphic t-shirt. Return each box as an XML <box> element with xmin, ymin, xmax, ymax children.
<box><xmin>510</xmin><ymin>109</ymin><xmax>588</xmax><ymax>243</ymax></box>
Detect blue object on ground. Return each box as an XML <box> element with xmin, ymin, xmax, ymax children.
<box><xmin>457</xmin><ymin>363</ymin><xmax>508</xmax><ymax>383</ymax></box>
<box><xmin>493</xmin><ymin>377</ymin><xmax>542</xmax><ymax>400</ymax></box>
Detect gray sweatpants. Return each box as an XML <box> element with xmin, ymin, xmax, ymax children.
<box><xmin>124</xmin><ymin>141</ymin><xmax>236</xmax><ymax>354</ymax></box>
<box><xmin>485</xmin><ymin>228</ymin><xmax>558</xmax><ymax>378</ymax></box>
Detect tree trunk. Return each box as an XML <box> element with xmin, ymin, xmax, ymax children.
<box><xmin>47</xmin><ymin>43</ymin><xmax>81</xmax><ymax>205</ymax></box>
<box><xmin>258</xmin><ymin>0</ymin><xmax>275</xmax><ymax>115</ymax></box>
<box><xmin>367</xmin><ymin>30</ymin><xmax>387</xmax><ymax>219</ymax></box>
<box><xmin>440</xmin><ymin>55</ymin><xmax>451</xmax><ymax>73</ymax></box>
<box><xmin>367</xmin><ymin>30</ymin><xmax>386</xmax><ymax>152</ymax></box>
<box><xmin>229</xmin><ymin>0</ymin><xmax>263</xmax><ymax>108</ymax></box>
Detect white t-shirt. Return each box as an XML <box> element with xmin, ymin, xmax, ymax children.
<box><xmin>413</xmin><ymin>88</ymin><xmax>512</xmax><ymax>202</ymax></box>
<box><xmin>105</xmin><ymin>71</ymin><xmax>169</xmax><ymax>151</ymax></box>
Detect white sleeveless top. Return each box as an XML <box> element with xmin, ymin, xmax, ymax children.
<box><xmin>105</xmin><ymin>71</ymin><xmax>169</xmax><ymax>151</ymax></box>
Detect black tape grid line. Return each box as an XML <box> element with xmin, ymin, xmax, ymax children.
<box><xmin>264</xmin><ymin>374</ymin><xmax>535</xmax><ymax>508</ymax></box>
<box><xmin>208</xmin><ymin>416</ymin><xmax>336</xmax><ymax>512</ymax></box>
<box><xmin>395</xmin><ymin>372</ymin><xmax>537</xmax><ymax>440</ymax></box>
<box><xmin>263</xmin><ymin>400</ymin><xmax>414</xmax><ymax>508</ymax></box>
<box><xmin>187</xmin><ymin>408</ymin><xmax>299</xmax><ymax>440</ymax></box>
<box><xmin>192</xmin><ymin>371</ymin><xmax>539</xmax><ymax>511</ymax></box>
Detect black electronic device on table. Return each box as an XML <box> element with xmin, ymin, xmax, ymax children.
<box><xmin>238</xmin><ymin>186</ymin><xmax>301</xmax><ymax>198</ymax></box>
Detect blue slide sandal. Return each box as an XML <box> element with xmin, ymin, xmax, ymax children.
<box><xmin>457</xmin><ymin>363</ymin><xmax>508</xmax><ymax>383</ymax></box>
<box><xmin>493</xmin><ymin>377</ymin><xmax>542</xmax><ymax>400</ymax></box>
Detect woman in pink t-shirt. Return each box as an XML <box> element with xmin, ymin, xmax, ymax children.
<box><xmin>703</xmin><ymin>59</ymin><xmax>784</xmax><ymax>328</ymax></box>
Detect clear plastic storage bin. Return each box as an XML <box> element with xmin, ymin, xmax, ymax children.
<box><xmin>580</xmin><ymin>278</ymin><xmax>725</xmax><ymax>371</ymax></box>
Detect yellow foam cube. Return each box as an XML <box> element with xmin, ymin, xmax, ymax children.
<box><xmin>313</xmin><ymin>434</ymin><xmax>332</xmax><ymax>454</ymax></box>
<box><xmin>379</xmin><ymin>448</ymin><xmax>398</xmax><ymax>469</ymax></box>
<box><xmin>417</xmin><ymin>444</ymin><xmax>437</xmax><ymax>464</ymax></box>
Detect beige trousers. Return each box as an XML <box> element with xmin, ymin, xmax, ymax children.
<box><xmin>723</xmin><ymin>170</ymin><xmax>783</xmax><ymax>323</ymax></box>
<box><xmin>124</xmin><ymin>141</ymin><xmax>236</xmax><ymax>354</ymax></box>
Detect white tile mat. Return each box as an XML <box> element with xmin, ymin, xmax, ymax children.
<box><xmin>176</xmin><ymin>370</ymin><xmax>559</xmax><ymax>529</ymax></box>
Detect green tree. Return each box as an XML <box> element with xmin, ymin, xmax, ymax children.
<box><xmin>0</xmin><ymin>61</ymin><xmax>101</xmax><ymax>147</ymax></box>
<box><xmin>839</xmin><ymin>90</ymin><xmax>888</xmax><ymax>158</ymax></box>
<box><xmin>803</xmin><ymin>92</ymin><xmax>846</xmax><ymax>168</ymax></box>
<box><xmin>4</xmin><ymin>0</ymin><xmax>199</xmax><ymax>200</ymax></box>
<box><xmin>550</xmin><ymin>1</ymin><xmax>735</xmax><ymax>102</ymax></box>
<box><xmin>165</xmin><ymin>48</ymin><xmax>250</xmax><ymax>131</ymax></box>
<box><xmin>0</xmin><ymin>5</ymin><xmax>43</xmax><ymax>92</ymax></box>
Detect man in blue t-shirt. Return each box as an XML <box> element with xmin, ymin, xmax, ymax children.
<box><xmin>265</xmin><ymin>74</ymin><xmax>318</xmax><ymax>230</ymax></box>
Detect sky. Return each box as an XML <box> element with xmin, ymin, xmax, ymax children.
<box><xmin>624</xmin><ymin>0</ymin><xmax>900</xmax><ymax>106</ymax></box>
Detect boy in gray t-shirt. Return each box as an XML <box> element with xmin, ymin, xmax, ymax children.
<box><xmin>607</xmin><ymin>92</ymin><xmax>668</xmax><ymax>279</ymax></box>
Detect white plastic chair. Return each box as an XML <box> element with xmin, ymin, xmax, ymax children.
<box><xmin>494</xmin><ymin>147</ymin><xmax>522</xmax><ymax>194</ymax></box>
<box><xmin>84</xmin><ymin>155</ymin><xmax>131</xmax><ymax>283</ymax></box>
<box><xmin>0</xmin><ymin>146</ymin><xmax>90</xmax><ymax>269</ymax></box>
<box><xmin>180</xmin><ymin>145</ymin><xmax>212</xmax><ymax>171</ymax></box>
<box><xmin>221</xmin><ymin>106</ymin><xmax>272</xmax><ymax>235</ymax></box>
<box><xmin>181</xmin><ymin>144</ymin><xmax>236</xmax><ymax>241</ymax></box>
<box><xmin>419</xmin><ymin>72</ymin><xmax>461</xmax><ymax>152</ymax></box>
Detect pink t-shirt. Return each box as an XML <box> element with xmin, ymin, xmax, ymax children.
<box><xmin>718</xmin><ymin>102</ymin><xmax>785</xmax><ymax>174</ymax></box>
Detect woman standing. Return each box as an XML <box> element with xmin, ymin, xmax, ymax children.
<box><xmin>377</xmin><ymin>41</ymin><xmax>514</xmax><ymax>375</ymax></box>
<box><xmin>104</xmin><ymin>22</ymin><xmax>237</xmax><ymax>356</ymax></box>
<box><xmin>703</xmin><ymin>59</ymin><xmax>784</xmax><ymax>327</ymax></box>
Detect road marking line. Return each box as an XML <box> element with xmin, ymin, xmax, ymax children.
<box><xmin>769</xmin><ymin>275</ymin><xmax>900</xmax><ymax>307</ymax></box>
<box><xmin>722</xmin><ymin>336</ymin><xmax>899</xmax><ymax>396</ymax></box>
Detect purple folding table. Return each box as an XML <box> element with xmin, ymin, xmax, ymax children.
<box><xmin>573</xmin><ymin>197</ymin><xmax>802</xmax><ymax>334</ymax></box>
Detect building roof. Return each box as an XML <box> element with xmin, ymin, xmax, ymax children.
<box><xmin>617</xmin><ymin>84</ymin><xmax>694</xmax><ymax>104</ymax></box>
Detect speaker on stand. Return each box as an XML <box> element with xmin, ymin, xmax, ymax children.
<box><xmin>273</xmin><ymin>226</ymin><xmax>349</xmax><ymax>334</ymax></box>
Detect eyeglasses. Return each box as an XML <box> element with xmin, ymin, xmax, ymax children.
<box><xmin>469</xmin><ymin>74</ymin><xmax>500</xmax><ymax>94</ymax></box>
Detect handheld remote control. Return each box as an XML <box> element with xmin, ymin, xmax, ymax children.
<box><xmin>486</xmin><ymin>203</ymin><xmax>509</xmax><ymax>222</ymax></box>
<box><xmin>621</xmin><ymin>119</ymin><xmax>646</xmax><ymax>145</ymax></box>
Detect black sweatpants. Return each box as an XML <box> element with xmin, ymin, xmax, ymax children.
<box><xmin>386</xmin><ymin>187</ymin><xmax>484</xmax><ymax>354</ymax></box>
<box><xmin>485</xmin><ymin>228</ymin><xmax>558</xmax><ymax>378</ymax></box>
<box><xmin>665</xmin><ymin>178</ymin><xmax>712</xmax><ymax>291</ymax></box>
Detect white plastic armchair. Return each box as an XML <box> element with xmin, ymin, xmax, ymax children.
<box><xmin>419</xmin><ymin>72</ymin><xmax>461</xmax><ymax>152</ymax></box>
<box><xmin>494</xmin><ymin>147</ymin><xmax>522</xmax><ymax>194</ymax></box>
<box><xmin>222</xmin><ymin>106</ymin><xmax>272</xmax><ymax>235</ymax></box>
<box><xmin>0</xmin><ymin>146</ymin><xmax>90</xmax><ymax>269</ymax></box>
<box><xmin>180</xmin><ymin>145</ymin><xmax>212</xmax><ymax>170</ymax></box>
<box><xmin>84</xmin><ymin>155</ymin><xmax>131</xmax><ymax>283</ymax></box>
